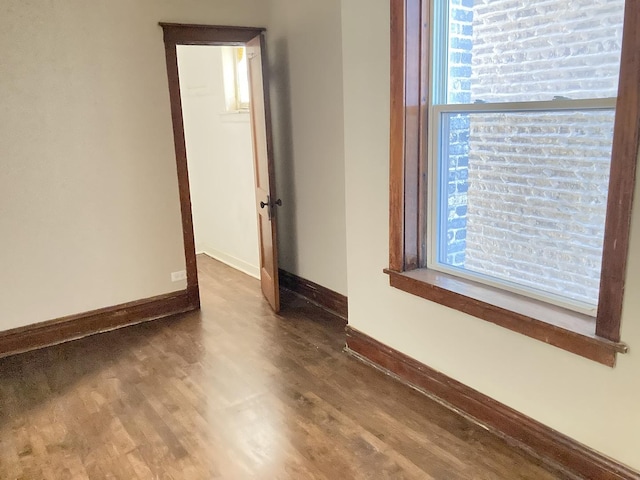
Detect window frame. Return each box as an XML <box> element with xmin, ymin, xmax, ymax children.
<box><xmin>386</xmin><ymin>0</ymin><xmax>640</xmax><ymax>366</ymax></box>
<box><xmin>221</xmin><ymin>46</ymin><xmax>251</xmax><ymax>112</ymax></box>
<box><xmin>232</xmin><ymin>46</ymin><xmax>251</xmax><ymax>111</ymax></box>
<box><xmin>427</xmin><ymin>101</ymin><xmax>616</xmax><ymax>316</ymax></box>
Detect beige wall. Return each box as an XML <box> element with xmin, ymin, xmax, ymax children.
<box><xmin>341</xmin><ymin>0</ymin><xmax>640</xmax><ymax>470</ymax></box>
<box><xmin>267</xmin><ymin>0</ymin><xmax>348</xmax><ymax>295</ymax></box>
<box><xmin>0</xmin><ymin>0</ymin><xmax>269</xmax><ymax>331</ymax></box>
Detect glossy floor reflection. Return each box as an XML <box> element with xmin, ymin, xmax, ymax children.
<box><xmin>0</xmin><ymin>255</ymin><xmax>563</xmax><ymax>479</ymax></box>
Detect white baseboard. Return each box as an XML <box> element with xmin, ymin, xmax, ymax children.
<box><xmin>197</xmin><ymin>248</ymin><xmax>260</xmax><ymax>279</ymax></box>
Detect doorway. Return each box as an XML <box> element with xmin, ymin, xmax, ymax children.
<box><xmin>160</xmin><ymin>24</ymin><xmax>281</xmax><ymax>312</ymax></box>
<box><xmin>177</xmin><ymin>45</ymin><xmax>260</xmax><ymax>279</ymax></box>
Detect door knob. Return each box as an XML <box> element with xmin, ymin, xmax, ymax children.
<box><xmin>260</xmin><ymin>196</ymin><xmax>282</xmax><ymax>220</ymax></box>
<box><xmin>260</xmin><ymin>197</ymin><xmax>282</xmax><ymax>208</ymax></box>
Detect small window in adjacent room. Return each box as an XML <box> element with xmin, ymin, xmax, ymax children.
<box><xmin>386</xmin><ymin>0</ymin><xmax>639</xmax><ymax>365</ymax></box>
<box><xmin>221</xmin><ymin>46</ymin><xmax>251</xmax><ymax>112</ymax></box>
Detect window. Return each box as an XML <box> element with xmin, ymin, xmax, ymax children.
<box><xmin>221</xmin><ymin>46</ymin><xmax>251</xmax><ymax>112</ymax></box>
<box><xmin>430</xmin><ymin>0</ymin><xmax>622</xmax><ymax>316</ymax></box>
<box><xmin>387</xmin><ymin>0</ymin><xmax>640</xmax><ymax>366</ymax></box>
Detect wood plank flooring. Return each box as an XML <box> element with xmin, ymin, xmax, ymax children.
<box><xmin>0</xmin><ymin>255</ymin><xmax>563</xmax><ymax>479</ymax></box>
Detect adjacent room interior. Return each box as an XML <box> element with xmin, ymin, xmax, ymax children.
<box><xmin>178</xmin><ymin>44</ymin><xmax>261</xmax><ymax>280</ymax></box>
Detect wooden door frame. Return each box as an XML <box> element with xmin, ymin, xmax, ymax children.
<box><xmin>159</xmin><ymin>23</ymin><xmax>266</xmax><ymax>304</ymax></box>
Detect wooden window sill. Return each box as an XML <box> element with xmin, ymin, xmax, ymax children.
<box><xmin>384</xmin><ymin>268</ymin><xmax>628</xmax><ymax>367</ymax></box>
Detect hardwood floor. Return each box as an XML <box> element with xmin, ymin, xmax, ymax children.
<box><xmin>0</xmin><ymin>255</ymin><xmax>563</xmax><ymax>479</ymax></box>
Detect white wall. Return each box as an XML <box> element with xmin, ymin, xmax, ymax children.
<box><xmin>341</xmin><ymin>0</ymin><xmax>640</xmax><ymax>470</ymax></box>
<box><xmin>177</xmin><ymin>46</ymin><xmax>260</xmax><ymax>279</ymax></box>
<box><xmin>0</xmin><ymin>0</ymin><xmax>269</xmax><ymax>332</ymax></box>
<box><xmin>267</xmin><ymin>0</ymin><xmax>348</xmax><ymax>295</ymax></box>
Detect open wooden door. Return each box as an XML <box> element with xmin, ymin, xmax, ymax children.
<box><xmin>247</xmin><ymin>33</ymin><xmax>280</xmax><ymax>313</ymax></box>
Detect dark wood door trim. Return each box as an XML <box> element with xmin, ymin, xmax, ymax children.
<box><xmin>160</xmin><ymin>23</ymin><xmax>265</xmax><ymax>45</ymax></box>
<box><xmin>159</xmin><ymin>23</ymin><xmax>266</xmax><ymax>301</ymax></box>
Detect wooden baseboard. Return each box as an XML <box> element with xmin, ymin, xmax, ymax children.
<box><xmin>0</xmin><ymin>286</ymin><xmax>200</xmax><ymax>359</ymax></box>
<box><xmin>345</xmin><ymin>326</ymin><xmax>639</xmax><ymax>480</ymax></box>
<box><xmin>279</xmin><ymin>269</ymin><xmax>348</xmax><ymax>320</ymax></box>
<box><xmin>198</xmin><ymin>249</ymin><xmax>260</xmax><ymax>279</ymax></box>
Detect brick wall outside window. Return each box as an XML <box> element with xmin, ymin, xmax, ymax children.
<box><xmin>443</xmin><ymin>0</ymin><xmax>624</xmax><ymax>305</ymax></box>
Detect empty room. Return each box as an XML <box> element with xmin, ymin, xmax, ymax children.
<box><xmin>1</xmin><ymin>0</ymin><xmax>639</xmax><ymax>479</ymax></box>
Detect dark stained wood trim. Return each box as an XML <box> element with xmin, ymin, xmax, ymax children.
<box><xmin>417</xmin><ymin>0</ymin><xmax>430</xmax><ymax>264</ymax></box>
<box><xmin>160</xmin><ymin>23</ymin><xmax>266</xmax><ymax>298</ymax></box>
<box><xmin>160</xmin><ymin>23</ymin><xmax>265</xmax><ymax>45</ymax></box>
<box><xmin>279</xmin><ymin>269</ymin><xmax>348</xmax><ymax>321</ymax></box>
<box><xmin>161</xmin><ymin>34</ymin><xmax>199</xmax><ymax>293</ymax></box>
<box><xmin>0</xmin><ymin>286</ymin><xmax>199</xmax><ymax>359</ymax></box>
<box><xmin>402</xmin><ymin>0</ymin><xmax>423</xmax><ymax>270</ymax></box>
<box><xmin>596</xmin><ymin>0</ymin><xmax>640</xmax><ymax>342</ymax></box>
<box><xmin>385</xmin><ymin>268</ymin><xmax>626</xmax><ymax>367</ymax></box>
<box><xmin>345</xmin><ymin>326</ymin><xmax>640</xmax><ymax>480</ymax></box>
<box><xmin>388</xmin><ymin>0</ymin><xmax>407</xmax><ymax>272</ymax></box>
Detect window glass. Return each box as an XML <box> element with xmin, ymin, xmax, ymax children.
<box><xmin>235</xmin><ymin>47</ymin><xmax>250</xmax><ymax>109</ymax></box>
<box><xmin>221</xmin><ymin>46</ymin><xmax>251</xmax><ymax>111</ymax></box>
<box><xmin>430</xmin><ymin>0</ymin><xmax>625</xmax><ymax>313</ymax></box>
<box><xmin>441</xmin><ymin>0</ymin><xmax>625</xmax><ymax>104</ymax></box>
<box><xmin>437</xmin><ymin>109</ymin><xmax>614</xmax><ymax>311</ymax></box>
